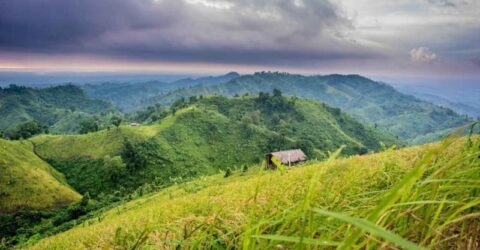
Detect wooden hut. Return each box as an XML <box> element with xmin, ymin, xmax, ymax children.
<box><xmin>265</xmin><ymin>149</ymin><xmax>307</xmax><ymax>169</ymax></box>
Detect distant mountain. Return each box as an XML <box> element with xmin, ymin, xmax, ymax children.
<box><xmin>31</xmin><ymin>93</ymin><xmax>395</xmax><ymax>196</ymax></box>
<box><xmin>82</xmin><ymin>72</ymin><xmax>240</xmax><ymax>112</ymax></box>
<box><xmin>0</xmin><ymin>84</ymin><xmax>115</xmax><ymax>134</ymax></box>
<box><xmin>391</xmin><ymin>83</ymin><xmax>480</xmax><ymax>118</ymax></box>
<box><xmin>145</xmin><ymin>72</ymin><xmax>470</xmax><ymax>141</ymax></box>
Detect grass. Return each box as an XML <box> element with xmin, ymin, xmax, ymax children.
<box><xmin>29</xmin><ymin>107</ymin><xmax>192</xmax><ymax>160</ymax></box>
<box><xmin>0</xmin><ymin>139</ymin><xmax>81</xmax><ymax>214</ymax></box>
<box><xmin>24</xmin><ymin>134</ymin><xmax>479</xmax><ymax>249</ymax></box>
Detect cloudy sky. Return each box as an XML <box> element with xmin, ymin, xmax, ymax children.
<box><xmin>0</xmin><ymin>0</ymin><xmax>479</xmax><ymax>80</ymax></box>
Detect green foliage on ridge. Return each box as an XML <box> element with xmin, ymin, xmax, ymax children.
<box><xmin>30</xmin><ymin>93</ymin><xmax>396</xmax><ymax>197</ymax></box>
<box><xmin>145</xmin><ymin>72</ymin><xmax>470</xmax><ymax>141</ymax></box>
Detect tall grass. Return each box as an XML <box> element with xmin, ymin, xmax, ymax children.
<box><xmin>26</xmin><ymin>134</ymin><xmax>479</xmax><ymax>249</ymax></box>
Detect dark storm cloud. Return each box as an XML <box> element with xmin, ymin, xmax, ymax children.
<box><xmin>0</xmin><ymin>0</ymin><xmax>376</xmax><ymax>65</ymax></box>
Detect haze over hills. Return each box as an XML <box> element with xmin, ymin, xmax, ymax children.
<box><xmin>391</xmin><ymin>82</ymin><xmax>480</xmax><ymax>118</ymax></box>
<box><xmin>81</xmin><ymin>72</ymin><xmax>240</xmax><ymax>112</ymax></box>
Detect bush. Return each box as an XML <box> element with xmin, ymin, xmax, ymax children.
<box><xmin>224</xmin><ymin>168</ymin><xmax>232</xmax><ymax>178</ymax></box>
<box><xmin>103</xmin><ymin>155</ymin><xmax>126</xmax><ymax>182</ymax></box>
<box><xmin>8</xmin><ymin>120</ymin><xmax>47</xmax><ymax>139</ymax></box>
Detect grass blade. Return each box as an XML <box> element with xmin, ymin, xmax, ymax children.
<box><xmin>252</xmin><ymin>234</ymin><xmax>340</xmax><ymax>246</ymax></box>
<box><xmin>313</xmin><ymin>209</ymin><xmax>426</xmax><ymax>250</ymax></box>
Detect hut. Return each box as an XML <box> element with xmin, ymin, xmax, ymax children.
<box><xmin>265</xmin><ymin>149</ymin><xmax>307</xmax><ymax>169</ymax></box>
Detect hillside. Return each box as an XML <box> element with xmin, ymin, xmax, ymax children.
<box><xmin>82</xmin><ymin>72</ymin><xmax>240</xmax><ymax>112</ymax></box>
<box><xmin>0</xmin><ymin>139</ymin><xmax>81</xmax><ymax>214</ymax></box>
<box><xmin>145</xmin><ymin>72</ymin><xmax>470</xmax><ymax>141</ymax></box>
<box><xmin>25</xmin><ymin>134</ymin><xmax>480</xmax><ymax>249</ymax></box>
<box><xmin>392</xmin><ymin>83</ymin><xmax>480</xmax><ymax>118</ymax></box>
<box><xmin>0</xmin><ymin>84</ymin><xmax>115</xmax><ymax>135</ymax></box>
<box><xmin>30</xmin><ymin>93</ymin><xmax>395</xmax><ymax>197</ymax></box>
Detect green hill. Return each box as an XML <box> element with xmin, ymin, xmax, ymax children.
<box><xmin>0</xmin><ymin>84</ymin><xmax>115</xmax><ymax>135</ymax></box>
<box><xmin>145</xmin><ymin>72</ymin><xmax>470</xmax><ymax>141</ymax></box>
<box><xmin>30</xmin><ymin>93</ymin><xmax>395</xmax><ymax>197</ymax></box>
<box><xmin>24</xmin><ymin>135</ymin><xmax>480</xmax><ymax>249</ymax></box>
<box><xmin>0</xmin><ymin>139</ymin><xmax>81</xmax><ymax>214</ymax></box>
<box><xmin>82</xmin><ymin>72</ymin><xmax>240</xmax><ymax>112</ymax></box>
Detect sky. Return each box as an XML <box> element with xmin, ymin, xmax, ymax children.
<box><xmin>0</xmin><ymin>0</ymin><xmax>479</xmax><ymax>82</ymax></box>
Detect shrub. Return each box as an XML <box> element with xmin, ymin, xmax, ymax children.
<box><xmin>224</xmin><ymin>168</ymin><xmax>232</xmax><ymax>178</ymax></box>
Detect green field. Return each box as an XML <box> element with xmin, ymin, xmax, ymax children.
<box><xmin>25</xmin><ymin>135</ymin><xmax>480</xmax><ymax>249</ymax></box>
<box><xmin>0</xmin><ymin>139</ymin><xmax>81</xmax><ymax>214</ymax></box>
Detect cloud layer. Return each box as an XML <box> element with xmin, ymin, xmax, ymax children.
<box><xmin>0</xmin><ymin>0</ymin><xmax>479</xmax><ymax>77</ymax></box>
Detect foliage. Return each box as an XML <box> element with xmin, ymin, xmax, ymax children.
<box><xmin>145</xmin><ymin>72</ymin><xmax>470</xmax><ymax>142</ymax></box>
<box><xmin>0</xmin><ymin>139</ymin><xmax>81</xmax><ymax>214</ymax></box>
<box><xmin>224</xmin><ymin>168</ymin><xmax>232</xmax><ymax>178</ymax></box>
<box><xmin>81</xmin><ymin>72</ymin><xmax>240</xmax><ymax>112</ymax></box>
<box><xmin>0</xmin><ymin>84</ymin><xmax>115</xmax><ymax>135</ymax></box>
<box><xmin>6</xmin><ymin>120</ymin><xmax>48</xmax><ymax>140</ymax></box>
<box><xmin>79</xmin><ymin>117</ymin><xmax>99</xmax><ymax>134</ymax></box>
<box><xmin>121</xmin><ymin>140</ymin><xmax>147</xmax><ymax>171</ymax></box>
<box><xmin>29</xmin><ymin>93</ymin><xmax>396</xmax><ymax>198</ymax></box>
<box><xmin>110</xmin><ymin>116</ymin><xmax>122</xmax><ymax>128</ymax></box>
<box><xmin>23</xmin><ymin>135</ymin><xmax>480</xmax><ymax>249</ymax></box>
<box><xmin>103</xmin><ymin>155</ymin><xmax>126</xmax><ymax>182</ymax></box>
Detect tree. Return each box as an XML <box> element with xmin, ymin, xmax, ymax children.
<box><xmin>171</xmin><ymin>97</ymin><xmax>186</xmax><ymax>115</ymax></box>
<box><xmin>224</xmin><ymin>168</ymin><xmax>232</xmax><ymax>178</ymax></box>
<box><xmin>103</xmin><ymin>155</ymin><xmax>126</xmax><ymax>182</ymax></box>
<box><xmin>111</xmin><ymin>116</ymin><xmax>122</xmax><ymax>128</ymax></box>
<box><xmin>9</xmin><ymin>120</ymin><xmax>46</xmax><ymax>139</ymax></box>
<box><xmin>121</xmin><ymin>140</ymin><xmax>147</xmax><ymax>171</ymax></box>
<box><xmin>273</xmin><ymin>88</ymin><xmax>282</xmax><ymax>98</ymax></box>
<box><xmin>79</xmin><ymin>118</ymin><xmax>98</xmax><ymax>134</ymax></box>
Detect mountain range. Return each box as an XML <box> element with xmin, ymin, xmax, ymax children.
<box><xmin>140</xmin><ymin>72</ymin><xmax>470</xmax><ymax>141</ymax></box>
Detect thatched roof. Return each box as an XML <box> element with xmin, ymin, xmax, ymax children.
<box><xmin>268</xmin><ymin>149</ymin><xmax>307</xmax><ymax>164</ymax></box>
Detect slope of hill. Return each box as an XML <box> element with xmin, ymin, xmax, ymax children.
<box><xmin>30</xmin><ymin>93</ymin><xmax>395</xmax><ymax>197</ymax></box>
<box><xmin>392</xmin><ymin>84</ymin><xmax>480</xmax><ymax>118</ymax></box>
<box><xmin>0</xmin><ymin>139</ymin><xmax>81</xmax><ymax>214</ymax></box>
<box><xmin>146</xmin><ymin>72</ymin><xmax>470</xmax><ymax>141</ymax></box>
<box><xmin>25</xmin><ymin>134</ymin><xmax>480</xmax><ymax>249</ymax></box>
<box><xmin>0</xmin><ymin>84</ymin><xmax>115</xmax><ymax>134</ymax></box>
<box><xmin>82</xmin><ymin>72</ymin><xmax>240</xmax><ymax>112</ymax></box>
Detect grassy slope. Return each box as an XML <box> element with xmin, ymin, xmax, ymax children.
<box><xmin>0</xmin><ymin>139</ymin><xmax>81</xmax><ymax>214</ymax></box>
<box><xmin>30</xmin><ymin>124</ymin><xmax>162</xmax><ymax>160</ymax></box>
<box><xmin>28</xmin><ymin>97</ymin><xmax>395</xmax><ymax>196</ymax></box>
<box><xmin>147</xmin><ymin>73</ymin><xmax>470</xmax><ymax>141</ymax></box>
<box><xmin>26</xmin><ymin>135</ymin><xmax>480</xmax><ymax>249</ymax></box>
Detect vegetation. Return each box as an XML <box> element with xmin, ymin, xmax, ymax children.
<box><xmin>82</xmin><ymin>72</ymin><xmax>240</xmax><ymax>112</ymax></box>
<box><xmin>0</xmin><ymin>139</ymin><xmax>80</xmax><ymax>214</ymax></box>
<box><xmin>0</xmin><ymin>84</ymin><xmax>115</xmax><ymax>135</ymax></box>
<box><xmin>22</xmin><ymin>134</ymin><xmax>480</xmax><ymax>249</ymax></box>
<box><xmin>28</xmin><ymin>92</ymin><xmax>395</xmax><ymax>197</ymax></box>
<box><xmin>1</xmin><ymin>78</ymin><xmax>477</xmax><ymax>249</ymax></box>
<box><xmin>6</xmin><ymin>120</ymin><xmax>48</xmax><ymax>140</ymax></box>
<box><xmin>145</xmin><ymin>72</ymin><xmax>470</xmax><ymax>141</ymax></box>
